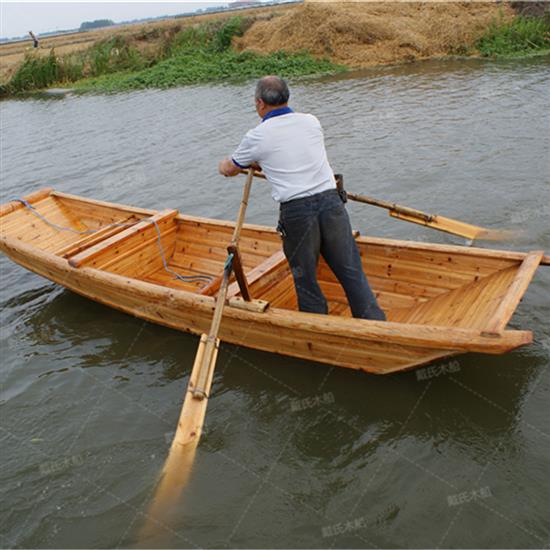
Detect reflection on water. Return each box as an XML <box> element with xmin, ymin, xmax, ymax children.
<box><xmin>1</xmin><ymin>56</ymin><xmax>549</xmax><ymax>548</ymax></box>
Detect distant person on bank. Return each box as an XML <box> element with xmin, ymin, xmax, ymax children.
<box><xmin>29</xmin><ymin>31</ymin><xmax>39</xmax><ymax>48</ymax></box>
<box><xmin>218</xmin><ymin>75</ymin><xmax>385</xmax><ymax>321</ymax></box>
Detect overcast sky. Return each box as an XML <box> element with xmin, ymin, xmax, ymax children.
<box><xmin>0</xmin><ymin>2</ymin><xmax>231</xmax><ymax>39</ymax></box>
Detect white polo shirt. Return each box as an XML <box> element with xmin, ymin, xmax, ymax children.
<box><xmin>231</xmin><ymin>107</ymin><xmax>336</xmax><ymax>203</ymax></box>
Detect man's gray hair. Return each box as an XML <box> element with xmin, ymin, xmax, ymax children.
<box><xmin>255</xmin><ymin>76</ymin><xmax>290</xmax><ymax>106</ymax></box>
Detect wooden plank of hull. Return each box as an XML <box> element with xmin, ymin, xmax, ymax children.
<box><xmin>172</xmin><ymin>223</ymin><xmax>276</xmax><ymax>263</ymax></box>
<box><xmin>99</xmin><ymin>227</ymin><xmax>177</xmax><ymax>277</ymax></box>
<box><xmin>179</xmin><ymin>216</ymin><xmax>282</xmax><ymax>243</ymax></box>
<box><xmin>0</xmin><ymin>187</ymin><xmax>53</xmax><ymax>217</ymax></box>
<box><xmin>0</xmin><ymin>236</ymin><xmax>533</xmax><ymax>375</ymax></box>
<box><xmin>52</xmin><ymin>190</ymin><xmax>157</xmax><ymax>218</ymax></box>
<box><xmin>482</xmin><ymin>251</ymin><xmax>544</xmax><ymax>336</ymax></box>
<box><xmin>358</xmin><ymin>235</ymin><xmax>547</xmax><ymax>265</ymax></box>
<box><xmin>178</xmin><ymin>230</ymin><xmax>279</xmax><ymax>259</ymax></box>
<box><xmin>359</xmin><ymin>253</ymin><xmax>499</xmax><ymax>292</ymax></box>
<box><xmin>260</xmin><ymin>275</ymin><xmax>295</xmax><ymax>305</ymax></box>
<box><xmin>318</xmin><ymin>277</ymin><xmax>418</xmax><ymax>312</ymax></box>
<box><xmin>143</xmin><ymin>270</ymin><xmax>202</xmax><ymax>293</ymax></box>
<box><xmin>170</xmin><ymin>254</ymin><xmax>227</xmax><ymax>275</ymax></box>
<box><xmin>366</xmin><ymin>240</ymin><xmax>519</xmax><ymax>274</ymax></box>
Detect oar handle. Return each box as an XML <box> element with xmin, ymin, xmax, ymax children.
<box><xmin>237</xmin><ymin>168</ymin><xmax>435</xmax><ymax>223</ymax></box>
<box><xmin>231</xmin><ymin>168</ymin><xmax>255</xmax><ymax>244</ymax></box>
<box><xmin>238</xmin><ymin>168</ymin><xmax>265</xmax><ymax>180</ymax></box>
<box><xmin>346</xmin><ymin>191</ymin><xmax>435</xmax><ymax>223</ymax></box>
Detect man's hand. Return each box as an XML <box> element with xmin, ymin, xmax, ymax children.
<box><xmin>218</xmin><ymin>158</ymin><xmax>241</xmax><ymax>177</ymax></box>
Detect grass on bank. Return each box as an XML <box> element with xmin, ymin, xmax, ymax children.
<box><xmin>4</xmin><ymin>35</ymin><xmax>148</xmax><ymax>94</ymax></box>
<box><xmin>72</xmin><ymin>50</ymin><xmax>340</xmax><ymax>92</ymax></box>
<box><xmin>475</xmin><ymin>15</ymin><xmax>550</xmax><ymax>57</ymax></box>
<box><xmin>2</xmin><ymin>17</ymin><xmax>344</xmax><ymax>96</ymax></box>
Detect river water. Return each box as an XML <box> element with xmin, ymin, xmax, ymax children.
<box><xmin>1</xmin><ymin>57</ymin><xmax>549</xmax><ymax>549</ymax></box>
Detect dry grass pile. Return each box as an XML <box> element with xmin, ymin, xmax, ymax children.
<box><xmin>234</xmin><ymin>2</ymin><xmax>517</xmax><ymax>67</ymax></box>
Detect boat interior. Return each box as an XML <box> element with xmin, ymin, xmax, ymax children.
<box><xmin>1</xmin><ymin>190</ymin><xmax>542</xmax><ymax>333</ymax></box>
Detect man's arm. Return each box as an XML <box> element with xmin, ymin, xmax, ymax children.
<box><xmin>218</xmin><ymin>157</ymin><xmax>241</xmax><ymax>177</ymax></box>
<box><xmin>218</xmin><ymin>158</ymin><xmax>261</xmax><ymax>177</ymax></box>
<box><xmin>221</xmin><ymin>126</ymin><xmax>262</xmax><ymax>178</ymax></box>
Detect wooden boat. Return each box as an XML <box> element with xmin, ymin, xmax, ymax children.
<box><xmin>1</xmin><ymin>187</ymin><xmax>547</xmax><ymax>374</ymax></box>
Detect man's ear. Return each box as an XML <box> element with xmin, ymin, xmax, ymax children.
<box><xmin>256</xmin><ymin>98</ymin><xmax>265</xmax><ymax>114</ymax></box>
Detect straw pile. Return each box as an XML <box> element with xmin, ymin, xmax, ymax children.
<box><xmin>234</xmin><ymin>2</ymin><xmax>516</xmax><ymax>66</ymax></box>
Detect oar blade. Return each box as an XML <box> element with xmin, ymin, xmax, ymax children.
<box><xmin>389</xmin><ymin>211</ymin><xmax>520</xmax><ymax>242</ymax></box>
<box><xmin>473</xmin><ymin>227</ymin><xmax>523</xmax><ymax>242</ymax></box>
<box><xmin>172</xmin><ymin>333</ymin><xmax>219</xmax><ymax>449</ymax></box>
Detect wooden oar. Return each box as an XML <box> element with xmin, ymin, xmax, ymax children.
<box><xmin>238</xmin><ymin>169</ymin><xmax>516</xmax><ymax>242</ymax></box>
<box><xmin>173</xmin><ymin>167</ymin><xmax>254</xmax><ymax>445</ymax></box>
<box><xmin>139</xmin><ymin>169</ymin><xmax>255</xmax><ymax>544</ymax></box>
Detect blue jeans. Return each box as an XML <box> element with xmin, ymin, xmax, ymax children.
<box><xmin>278</xmin><ymin>189</ymin><xmax>386</xmax><ymax>320</ymax></box>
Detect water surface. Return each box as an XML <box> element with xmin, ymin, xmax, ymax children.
<box><xmin>1</xmin><ymin>56</ymin><xmax>549</xmax><ymax>548</ymax></box>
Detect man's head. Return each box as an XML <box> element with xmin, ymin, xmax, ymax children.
<box><xmin>255</xmin><ymin>75</ymin><xmax>290</xmax><ymax>118</ymax></box>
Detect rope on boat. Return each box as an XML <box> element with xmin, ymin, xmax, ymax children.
<box><xmin>14</xmin><ymin>198</ymin><xmax>214</xmax><ymax>285</ymax></box>
<box><xmin>148</xmin><ymin>216</ymin><xmax>213</xmax><ymax>284</ymax></box>
<box><xmin>16</xmin><ymin>198</ymin><xmax>99</xmax><ymax>234</ymax></box>
<box><xmin>224</xmin><ymin>252</ymin><xmax>234</xmax><ymax>272</ymax></box>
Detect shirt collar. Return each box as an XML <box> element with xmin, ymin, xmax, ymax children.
<box><xmin>262</xmin><ymin>106</ymin><xmax>294</xmax><ymax>122</ymax></box>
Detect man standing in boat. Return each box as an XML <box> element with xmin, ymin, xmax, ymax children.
<box><xmin>218</xmin><ymin>75</ymin><xmax>385</xmax><ymax>321</ymax></box>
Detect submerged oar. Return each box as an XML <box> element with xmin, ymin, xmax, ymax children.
<box><xmin>238</xmin><ymin>169</ymin><xmax>516</xmax><ymax>242</ymax></box>
<box><xmin>140</xmin><ymin>169</ymin><xmax>255</xmax><ymax>544</ymax></box>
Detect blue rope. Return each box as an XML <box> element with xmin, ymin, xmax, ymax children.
<box><xmin>15</xmin><ymin>198</ymin><xmax>214</xmax><ymax>285</ymax></box>
<box><xmin>148</xmin><ymin>218</ymin><xmax>213</xmax><ymax>284</ymax></box>
<box><xmin>224</xmin><ymin>252</ymin><xmax>234</xmax><ymax>272</ymax></box>
<box><xmin>16</xmin><ymin>199</ymin><xmax>100</xmax><ymax>234</ymax></box>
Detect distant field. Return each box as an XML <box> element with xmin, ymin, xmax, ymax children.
<box><xmin>0</xmin><ymin>3</ymin><xmax>298</xmax><ymax>83</ymax></box>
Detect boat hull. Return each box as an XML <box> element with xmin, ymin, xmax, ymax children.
<box><xmin>0</xmin><ymin>235</ymin><xmax>533</xmax><ymax>374</ymax></box>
